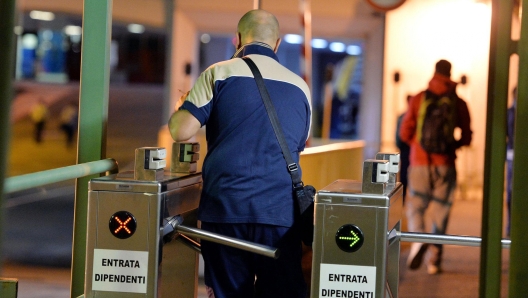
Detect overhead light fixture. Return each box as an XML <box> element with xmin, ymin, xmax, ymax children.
<box><xmin>13</xmin><ymin>26</ymin><xmax>23</xmax><ymax>35</ymax></box>
<box><xmin>329</xmin><ymin>42</ymin><xmax>346</xmax><ymax>52</ymax></box>
<box><xmin>64</xmin><ymin>25</ymin><xmax>82</xmax><ymax>36</ymax></box>
<box><xmin>347</xmin><ymin>45</ymin><xmax>362</xmax><ymax>56</ymax></box>
<box><xmin>200</xmin><ymin>33</ymin><xmax>211</xmax><ymax>44</ymax></box>
<box><xmin>311</xmin><ymin>38</ymin><xmax>328</xmax><ymax>49</ymax></box>
<box><xmin>29</xmin><ymin>10</ymin><xmax>55</xmax><ymax>21</ymax></box>
<box><xmin>41</xmin><ymin>29</ymin><xmax>53</xmax><ymax>41</ymax></box>
<box><xmin>127</xmin><ymin>24</ymin><xmax>145</xmax><ymax>34</ymax></box>
<box><xmin>284</xmin><ymin>34</ymin><xmax>303</xmax><ymax>44</ymax></box>
<box><xmin>22</xmin><ymin>34</ymin><xmax>38</xmax><ymax>49</ymax></box>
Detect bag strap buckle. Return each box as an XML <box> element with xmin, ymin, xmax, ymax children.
<box><xmin>288</xmin><ymin>163</ymin><xmax>298</xmax><ymax>173</ymax></box>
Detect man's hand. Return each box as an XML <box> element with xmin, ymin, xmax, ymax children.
<box><xmin>174</xmin><ymin>91</ymin><xmax>190</xmax><ymax>111</ymax></box>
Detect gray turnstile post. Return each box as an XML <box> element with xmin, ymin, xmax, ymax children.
<box><xmin>311</xmin><ymin>154</ymin><xmax>402</xmax><ymax>298</ymax></box>
<box><xmin>84</xmin><ymin>146</ymin><xmax>203</xmax><ymax>297</ymax></box>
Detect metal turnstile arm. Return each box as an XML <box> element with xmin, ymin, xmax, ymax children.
<box><xmin>174</xmin><ymin>225</ymin><xmax>280</xmax><ymax>259</ymax></box>
<box><xmin>398</xmin><ymin>231</ymin><xmax>511</xmax><ymax>249</ymax></box>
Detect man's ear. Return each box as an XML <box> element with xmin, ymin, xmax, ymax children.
<box><xmin>273</xmin><ymin>38</ymin><xmax>281</xmax><ymax>53</ymax></box>
<box><xmin>236</xmin><ymin>32</ymin><xmax>242</xmax><ymax>50</ymax></box>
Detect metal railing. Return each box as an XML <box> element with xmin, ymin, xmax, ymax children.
<box><xmin>4</xmin><ymin>159</ymin><xmax>118</xmax><ymax>194</ymax></box>
<box><xmin>1</xmin><ymin>158</ymin><xmax>118</xmax><ymax>298</ymax></box>
<box><xmin>399</xmin><ymin>232</ymin><xmax>511</xmax><ymax>249</ymax></box>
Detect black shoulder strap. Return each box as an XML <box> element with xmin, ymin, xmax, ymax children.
<box><xmin>242</xmin><ymin>57</ymin><xmax>303</xmax><ymax>188</ymax></box>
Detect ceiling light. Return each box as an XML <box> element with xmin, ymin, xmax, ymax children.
<box><xmin>311</xmin><ymin>39</ymin><xmax>328</xmax><ymax>49</ymax></box>
<box><xmin>22</xmin><ymin>34</ymin><xmax>38</xmax><ymax>49</ymax></box>
<box><xmin>346</xmin><ymin>45</ymin><xmax>362</xmax><ymax>55</ymax></box>
<box><xmin>284</xmin><ymin>34</ymin><xmax>303</xmax><ymax>44</ymax></box>
<box><xmin>329</xmin><ymin>42</ymin><xmax>346</xmax><ymax>52</ymax></box>
<box><xmin>29</xmin><ymin>10</ymin><xmax>55</xmax><ymax>21</ymax></box>
<box><xmin>13</xmin><ymin>26</ymin><xmax>23</xmax><ymax>35</ymax></box>
<box><xmin>200</xmin><ymin>34</ymin><xmax>211</xmax><ymax>43</ymax></box>
<box><xmin>127</xmin><ymin>24</ymin><xmax>145</xmax><ymax>34</ymax></box>
<box><xmin>64</xmin><ymin>25</ymin><xmax>82</xmax><ymax>36</ymax></box>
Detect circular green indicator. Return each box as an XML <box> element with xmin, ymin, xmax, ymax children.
<box><xmin>109</xmin><ymin>211</ymin><xmax>137</xmax><ymax>239</ymax></box>
<box><xmin>335</xmin><ymin>224</ymin><xmax>364</xmax><ymax>253</ymax></box>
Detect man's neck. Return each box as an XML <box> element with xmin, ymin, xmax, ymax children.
<box><xmin>232</xmin><ymin>41</ymin><xmax>272</xmax><ymax>58</ymax></box>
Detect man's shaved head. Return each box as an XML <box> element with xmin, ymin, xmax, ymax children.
<box><xmin>237</xmin><ymin>10</ymin><xmax>280</xmax><ymax>50</ymax></box>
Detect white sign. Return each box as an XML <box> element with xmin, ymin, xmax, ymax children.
<box><xmin>92</xmin><ymin>249</ymin><xmax>149</xmax><ymax>293</ymax></box>
<box><xmin>319</xmin><ymin>263</ymin><xmax>376</xmax><ymax>298</ymax></box>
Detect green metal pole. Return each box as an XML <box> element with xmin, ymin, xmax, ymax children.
<box><xmin>479</xmin><ymin>0</ymin><xmax>512</xmax><ymax>297</ymax></box>
<box><xmin>0</xmin><ymin>0</ymin><xmax>16</xmax><ymax>275</ymax></box>
<box><xmin>0</xmin><ymin>278</ymin><xmax>18</xmax><ymax>298</ymax></box>
<box><xmin>71</xmin><ymin>1</ymin><xmax>112</xmax><ymax>297</ymax></box>
<box><xmin>509</xmin><ymin>2</ymin><xmax>528</xmax><ymax>296</ymax></box>
<box><xmin>162</xmin><ymin>0</ymin><xmax>174</xmax><ymax>124</ymax></box>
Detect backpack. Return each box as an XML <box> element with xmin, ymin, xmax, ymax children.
<box><xmin>416</xmin><ymin>90</ymin><xmax>457</xmax><ymax>154</ymax></box>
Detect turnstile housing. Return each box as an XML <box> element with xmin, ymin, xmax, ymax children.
<box><xmin>84</xmin><ymin>171</ymin><xmax>202</xmax><ymax>297</ymax></box>
<box><xmin>311</xmin><ymin>179</ymin><xmax>402</xmax><ymax>298</ymax></box>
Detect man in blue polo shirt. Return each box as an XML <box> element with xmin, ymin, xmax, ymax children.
<box><xmin>168</xmin><ymin>9</ymin><xmax>312</xmax><ymax>298</ymax></box>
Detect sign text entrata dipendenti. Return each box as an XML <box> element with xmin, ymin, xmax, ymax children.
<box><xmin>92</xmin><ymin>249</ymin><xmax>149</xmax><ymax>293</ymax></box>
<box><xmin>319</xmin><ymin>263</ymin><xmax>376</xmax><ymax>297</ymax></box>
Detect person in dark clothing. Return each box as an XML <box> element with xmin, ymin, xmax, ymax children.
<box><xmin>396</xmin><ymin>95</ymin><xmax>412</xmax><ymax>202</ymax></box>
<box><xmin>31</xmin><ymin>99</ymin><xmax>48</xmax><ymax>143</ymax></box>
<box><xmin>168</xmin><ymin>9</ymin><xmax>311</xmax><ymax>298</ymax></box>
<box><xmin>60</xmin><ymin>103</ymin><xmax>78</xmax><ymax>147</ymax></box>
<box><xmin>506</xmin><ymin>86</ymin><xmax>517</xmax><ymax>237</ymax></box>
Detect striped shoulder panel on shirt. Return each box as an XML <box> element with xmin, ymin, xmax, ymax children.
<box><xmin>243</xmin><ymin>54</ymin><xmax>311</xmax><ymax>106</ymax></box>
<box><xmin>186</xmin><ymin>55</ymin><xmax>311</xmax><ymax>109</ymax></box>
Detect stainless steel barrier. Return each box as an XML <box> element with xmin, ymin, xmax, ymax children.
<box><xmin>309</xmin><ymin>153</ymin><xmax>511</xmax><ymax>298</ymax></box>
<box><xmin>83</xmin><ymin>144</ymin><xmax>278</xmax><ymax>298</ymax></box>
<box><xmin>84</xmin><ymin>157</ymin><xmax>203</xmax><ymax>297</ymax></box>
<box><xmin>399</xmin><ymin>232</ymin><xmax>511</xmax><ymax>249</ymax></box>
<box><xmin>174</xmin><ymin>225</ymin><xmax>279</xmax><ymax>259</ymax></box>
<box><xmin>83</xmin><ymin>149</ymin><xmax>512</xmax><ymax>298</ymax></box>
<box><xmin>310</xmin><ymin>153</ymin><xmax>402</xmax><ymax>298</ymax></box>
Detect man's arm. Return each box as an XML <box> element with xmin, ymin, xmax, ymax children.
<box><xmin>455</xmin><ymin>99</ymin><xmax>472</xmax><ymax>148</ymax></box>
<box><xmin>168</xmin><ymin>109</ymin><xmax>201</xmax><ymax>142</ymax></box>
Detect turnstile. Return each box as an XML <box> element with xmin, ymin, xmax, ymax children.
<box><xmin>310</xmin><ymin>154</ymin><xmax>402</xmax><ymax>298</ymax></box>
<box><xmin>84</xmin><ymin>144</ymin><xmax>278</xmax><ymax>298</ymax></box>
<box><xmin>84</xmin><ymin>146</ymin><xmax>202</xmax><ymax>297</ymax></box>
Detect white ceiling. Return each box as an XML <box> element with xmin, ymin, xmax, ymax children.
<box><xmin>17</xmin><ymin>0</ymin><xmax>384</xmax><ymax>40</ymax></box>
<box><xmin>178</xmin><ymin>0</ymin><xmax>384</xmax><ymax>39</ymax></box>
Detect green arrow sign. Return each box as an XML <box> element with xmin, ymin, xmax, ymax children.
<box><xmin>335</xmin><ymin>224</ymin><xmax>364</xmax><ymax>252</ymax></box>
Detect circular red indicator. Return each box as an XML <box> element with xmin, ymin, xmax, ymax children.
<box><xmin>109</xmin><ymin>211</ymin><xmax>137</xmax><ymax>239</ymax></box>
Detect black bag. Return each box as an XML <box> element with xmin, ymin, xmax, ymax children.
<box><xmin>418</xmin><ymin>90</ymin><xmax>457</xmax><ymax>154</ymax></box>
<box><xmin>295</xmin><ymin>184</ymin><xmax>315</xmax><ymax>246</ymax></box>
<box><xmin>243</xmin><ymin>57</ymin><xmax>315</xmax><ymax>246</ymax></box>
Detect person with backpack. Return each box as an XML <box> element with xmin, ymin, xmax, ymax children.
<box><xmin>399</xmin><ymin>59</ymin><xmax>472</xmax><ymax>275</ymax></box>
